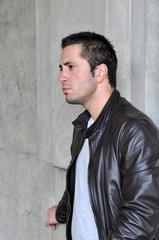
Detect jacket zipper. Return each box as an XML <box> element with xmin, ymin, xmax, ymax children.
<box><xmin>88</xmin><ymin>139</ymin><xmax>105</xmax><ymax>240</ymax></box>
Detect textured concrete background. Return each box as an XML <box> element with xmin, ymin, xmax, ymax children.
<box><xmin>0</xmin><ymin>0</ymin><xmax>159</xmax><ymax>240</ymax></box>
<box><xmin>0</xmin><ymin>0</ymin><xmax>54</xmax><ymax>239</ymax></box>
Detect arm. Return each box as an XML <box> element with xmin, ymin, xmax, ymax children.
<box><xmin>46</xmin><ymin>190</ymin><xmax>70</xmax><ymax>230</ymax></box>
<box><xmin>109</xmin><ymin>120</ymin><xmax>159</xmax><ymax>239</ymax></box>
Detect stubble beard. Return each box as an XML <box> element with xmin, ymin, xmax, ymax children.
<box><xmin>65</xmin><ymin>95</ymin><xmax>83</xmax><ymax>106</ymax></box>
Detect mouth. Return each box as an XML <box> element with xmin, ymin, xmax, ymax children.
<box><xmin>62</xmin><ymin>87</ymin><xmax>71</xmax><ymax>95</ymax></box>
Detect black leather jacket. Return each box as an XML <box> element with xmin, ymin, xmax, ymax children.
<box><xmin>56</xmin><ymin>90</ymin><xmax>159</xmax><ymax>239</ymax></box>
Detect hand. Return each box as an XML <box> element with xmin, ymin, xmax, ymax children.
<box><xmin>45</xmin><ymin>205</ymin><xmax>59</xmax><ymax>230</ymax></box>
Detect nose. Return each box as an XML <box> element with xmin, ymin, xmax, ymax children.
<box><xmin>58</xmin><ymin>70</ymin><xmax>67</xmax><ymax>83</ymax></box>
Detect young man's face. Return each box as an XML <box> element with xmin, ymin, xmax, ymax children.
<box><xmin>58</xmin><ymin>44</ymin><xmax>97</xmax><ymax>107</ymax></box>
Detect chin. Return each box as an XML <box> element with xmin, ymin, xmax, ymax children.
<box><xmin>66</xmin><ymin>97</ymin><xmax>81</xmax><ymax>105</ymax></box>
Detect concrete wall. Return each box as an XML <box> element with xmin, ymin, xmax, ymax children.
<box><xmin>0</xmin><ymin>0</ymin><xmax>54</xmax><ymax>239</ymax></box>
<box><xmin>0</xmin><ymin>0</ymin><xmax>159</xmax><ymax>240</ymax></box>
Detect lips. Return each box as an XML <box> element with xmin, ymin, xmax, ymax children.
<box><xmin>62</xmin><ymin>87</ymin><xmax>71</xmax><ymax>94</ymax></box>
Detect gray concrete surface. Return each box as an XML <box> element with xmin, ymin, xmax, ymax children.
<box><xmin>0</xmin><ymin>0</ymin><xmax>54</xmax><ymax>239</ymax></box>
<box><xmin>0</xmin><ymin>0</ymin><xmax>159</xmax><ymax>240</ymax></box>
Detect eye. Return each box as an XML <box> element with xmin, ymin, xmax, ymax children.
<box><xmin>59</xmin><ymin>65</ymin><xmax>63</xmax><ymax>72</ymax></box>
<box><xmin>68</xmin><ymin>64</ymin><xmax>74</xmax><ymax>70</ymax></box>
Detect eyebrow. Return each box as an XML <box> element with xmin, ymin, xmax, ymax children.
<box><xmin>59</xmin><ymin>61</ymin><xmax>76</xmax><ymax>69</ymax></box>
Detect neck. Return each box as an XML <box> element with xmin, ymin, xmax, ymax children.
<box><xmin>85</xmin><ymin>87</ymin><xmax>114</xmax><ymax>121</ymax></box>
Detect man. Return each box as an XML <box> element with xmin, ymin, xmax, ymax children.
<box><xmin>46</xmin><ymin>31</ymin><xmax>159</xmax><ymax>239</ymax></box>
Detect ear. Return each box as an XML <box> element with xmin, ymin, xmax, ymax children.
<box><xmin>95</xmin><ymin>64</ymin><xmax>108</xmax><ymax>83</ymax></box>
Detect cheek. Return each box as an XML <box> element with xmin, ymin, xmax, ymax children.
<box><xmin>72</xmin><ymin>69</ymin><xmax>93</xmax><ymax>90</ymax></box>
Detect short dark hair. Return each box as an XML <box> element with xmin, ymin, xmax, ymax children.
<box><xmin>61</xmin><ymin>31</ymin><xmax>118</xmax><ymax>88</ymax></box>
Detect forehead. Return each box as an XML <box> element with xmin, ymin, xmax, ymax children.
<box><xmin>60</xmin><ymin>44</ymin><xmax>83</xmax><ymax>61</ymax></box>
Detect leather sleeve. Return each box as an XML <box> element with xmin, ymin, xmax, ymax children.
<box><xmin>55</xmin><ymin>190</ymin><xmax>71</xmax><ymax>224</ymax></box>
<box><xmin>109</xmin><ymin>120</ymin><xmax>159</xmax><ymax>239</ymax></box>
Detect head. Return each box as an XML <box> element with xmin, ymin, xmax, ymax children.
<box><xmin>61</xmin><ymin>31</ymin><xmax>118</xmax><ymax>88</ymax></box>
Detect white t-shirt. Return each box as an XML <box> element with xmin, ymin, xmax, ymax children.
<box><xmin>71</xmin><ymin>117</ymin><xmax>98</xmax><ymax>240</ymax></box>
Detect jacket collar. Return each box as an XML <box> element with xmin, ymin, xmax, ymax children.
<box><xmin>72</xmin><ymin>89</ymin><xmax>121</xmax><ymax>137</ymax></box>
